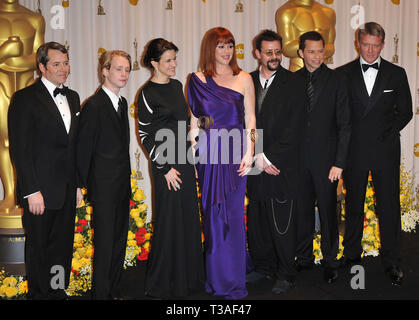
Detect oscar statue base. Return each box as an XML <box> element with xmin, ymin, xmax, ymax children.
<box><xmin>0</xmin><ymin>208</ymin><xmax>25</xmax><ymax>276</ymax></box>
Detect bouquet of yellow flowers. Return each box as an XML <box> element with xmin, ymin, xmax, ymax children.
<box><xmin>126</xmin><ymin>172</ymin><xmax>152</xmax><ymax>267</ymax></box>
<box><xmin>0</xmin><ymin>268</ymin><xmax>27</xmax><ymax>300</ymax></box>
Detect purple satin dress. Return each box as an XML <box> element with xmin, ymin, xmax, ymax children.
<box><xmin>187</xmin><ymin>73</ymin><xmax>248</xmax><ymax>299</ymax></box>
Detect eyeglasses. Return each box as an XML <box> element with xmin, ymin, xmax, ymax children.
<box><xmin>262</xmin><ymin>50</ymin><xmax>282</xmax><ymax>57</ymax></box>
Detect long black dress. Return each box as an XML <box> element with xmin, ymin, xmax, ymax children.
<box><xmin>137</xmin><ymin>79</ymin><xmax>204</xmax><ymax>298</ymax></box>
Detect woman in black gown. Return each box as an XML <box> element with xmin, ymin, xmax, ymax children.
<box><xmin>137</xmin><ymin>38</ymin><xmax>204</xmax><ymax>298</ymax></box>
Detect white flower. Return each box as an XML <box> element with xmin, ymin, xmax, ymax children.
<box><xmin>402</xmin><ymin>210</ymin><xmax>419</xmax><ymax>233</ymax></box>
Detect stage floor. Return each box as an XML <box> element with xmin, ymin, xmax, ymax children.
<box><xmin>70</xmin><ymin>230</ymin><xmax>419</xmax><ymax>301</ymax></box>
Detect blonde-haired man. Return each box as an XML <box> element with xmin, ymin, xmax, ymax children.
<box><xmin>77</xmin><ymin>50</ymin><xmax>132</xmax><ymax>299</ymax></box>
<box><xmin>337</xmin><ymin>22</ymin><xmax>413</xmax><ymax>286</ymax></box>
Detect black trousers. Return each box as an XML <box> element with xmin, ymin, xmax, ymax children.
<box><xmin>23</xmin><ymin>186</ymin><xmax>76</xmax><ymax>300</ymax></box>
<box><xmin>247</xmin><ymin>196</ymin><xmax>297</xmax><ymax>281</ymax></box>
<box><xmin>343</xmin><ymin>166</ymin><xmax>401</xmax><ymax>269</ymax></box>
<box><xmin>91</xmin><ymin>191</ymin><xmax>130</xmax><ymax>300</ymax></box>
<box><xmin>296</xmin><ymin>167</ymin><xmax>339</xmax><ymax>268</ymax></box>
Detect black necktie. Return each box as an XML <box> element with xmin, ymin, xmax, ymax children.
<box><xmin>53</xmin><ymin>86</ymin><xmax>68</xmax><ymax>97</ymax></box>
<box><xmin>307</xmin><ymin>72</ymin><xmax>314</xmax><ymax>112</ymax></box>
<box><xmin>362</xmin><ymin>62</ymin><xmax>379</xmax><ymax>72</ymax></box>
<box><xmin>263</xmin><ymin>79</ymin><xmax>269</xmax><ymax>90</ymax></box>
<box><xmin>117</xmin><ymin>98</ymin><xmax>123</xmax><ymax>119</ymax></box>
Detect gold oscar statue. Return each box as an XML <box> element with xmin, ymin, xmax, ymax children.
<box><xmin>0</xmin><ymin>0</ymin><xmax>45</xmax><ymax>228</ymax></box>
<box><xmin>275</xmin><ymin>0</ymin><xmax>336</xmax><ymax>72</ymax></box>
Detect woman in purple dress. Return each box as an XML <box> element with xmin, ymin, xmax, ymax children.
<box><xmin>187</xmin><ymin>27</ymin><xmax>256</xmax><ymax>299</ymax></box>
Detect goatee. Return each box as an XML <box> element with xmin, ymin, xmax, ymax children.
<box><xmin>267</xmin><ymin>59</ymin><xmax>281</xmax><ymax>71</ymax></box>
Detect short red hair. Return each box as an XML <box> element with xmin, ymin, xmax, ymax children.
<box><xmin>199</xmin><ymin>27</ymin><xmax>241</xmax><ymax>77</ymax></box>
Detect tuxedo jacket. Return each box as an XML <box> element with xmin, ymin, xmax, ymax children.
<box><xmin>8</xmin><ymin>79</ymin><xmax>80</xmax><ymax>209</ymax></box>
<box><xmin>76</xmin><ymin>88</ymin><xmax>131</xmax><ymax>203</ymax></box>
<box><xmin>336</xmin><ymin>58</ymin><xmax>412</xmax><ymax>170</ymax></box>
<box><xmin>247</xmin><ymin>66</ymin><xmax>303</xmax><ymax>201</ymax></box>
<box><xmin>294</xmin><ymin>64</ymin><xmax>351</xmax><ymax>174</ymax></box>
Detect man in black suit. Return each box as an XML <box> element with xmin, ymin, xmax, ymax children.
<box><xmin>8</xmin><ymin>42</ymin><xmax>82</xmax><ymax>299</ymax></box>
<box><xmin>294</xmin><ymin>31</ymin><xmax>351</xmax><ymax>283</ymax></box>
<box><xmin>246</xmin><ymin>30</ymin><xmax>302</xmax><ymax>294</ymax></box>
<box><xmin>336</xmin><ymin>22</ymin><xmax>412</xmax><ymax>286</ymax></box>
<box><xmin>77</xmin><ymin>50</ymin><xmax>131</xmax><ymax>299</ymax></box>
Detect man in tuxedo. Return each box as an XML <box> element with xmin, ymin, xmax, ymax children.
<box><xmin>294</xmin><ymin>31</ymin><xmax>351</xmax><ymax>283</ymax></box>
<box><xmin>246</xmin><ymin>30</ymin><xmax>302</xmax><ymax>294</ymax></box>
<box><xmin>8</xmin><ymin>42</ymin><xmax>83</xmax><ymax>299</ymax></box>
<box><xmin>77</xmin><ymin>50</ymin><xmax>131</xmax><ymax>299</ymax></box>
<box><xmin>336</xmin><ymin>22</ymin><xmax>412</xmax><ymax>286</ymax></box>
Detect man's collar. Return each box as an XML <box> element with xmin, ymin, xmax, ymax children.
<box><xmin>259</xmin><ymin>65</ymin><xmax>279</xmax><ymax>80</ymax></box>
<box><xmin>102</xmin><ymin>85</ymin><xmax>121</xmax><ymax>107</ymax></box>
<box><xmin>360</xmin><ymin>56</ymin><xmax>381</xmax><ymax>69</ymax></box>
<box><xmin>41</xmin><ymin>77</ymin><xmax>64</xmax><ymax>96</ymax></box>
<box><xmin>305</xmin><ymin>63</ymin><xmax>324</xmax><ymax>78</ymax></box>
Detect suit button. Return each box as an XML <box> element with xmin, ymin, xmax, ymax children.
<box><xmin>307</xmin><ymin>121</ymin><xmax>311</xmax><ymax>127</ymax></box>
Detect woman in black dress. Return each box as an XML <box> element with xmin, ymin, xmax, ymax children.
<box><xmin>137</xmin><ymin>38</ymin><xmax>204</xmax><ymax>298</ymax></box>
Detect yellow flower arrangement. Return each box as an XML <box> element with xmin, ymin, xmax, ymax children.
<box><xmin>0</xmin><ymin>269</ymin><xmax>27</xmax><ymax>300</ymax></box>
<box><xmin>133</xmin><ymin>188</ymin><xmax>146</xmax><ymax>202</ymax></box>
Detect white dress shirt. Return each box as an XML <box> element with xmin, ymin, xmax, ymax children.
<box><xmin>360</xmin><ymin>56</ymin><xmax>381</xmax><ymax>96</ymax></box>
<box><xmin>41</xmin><ymin>77</ymin><xmax>71</xmax><ymax>133</ymax></box>
<box><xmin>259</xmin><ymin>66</ymin><xmax>277</xmax><ymax>90</ymax></box>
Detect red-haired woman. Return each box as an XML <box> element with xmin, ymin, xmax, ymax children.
<box><xmin>187</xmin><ymin>27</ymin><xmax>256</xmax><ymax>299</ymax></box>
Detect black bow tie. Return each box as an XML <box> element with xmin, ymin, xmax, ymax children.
<box><xmin>362</xmin><ymin>63</ymin><xmax>379</xmax><ymax>72</ymax></box>
<box><xmin>53</xmin><ymin>86</ymin><xmax>68</xmax><ymax>97</ymax></box>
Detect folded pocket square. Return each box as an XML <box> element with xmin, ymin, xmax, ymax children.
<box><xmin>76</xmin><ymin>112</ymin><xmax>80</xmax><ymax>116</ymax></box>
<box><xmin>383</xmin><ymin>90</ymin><xmax>394</xmax><ymax>93</ymax></box>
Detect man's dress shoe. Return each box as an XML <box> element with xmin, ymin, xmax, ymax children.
<box><xmin>385</xmin><ymin>266</ymin><xmax>403</xmax><ymax>286</ymax></box>
<box><xmin>294</xmin><ymin>261</ymin><xmax>314</xmax><ymax>272</ymax></box>
<box><xmin>339</xmin><ymin>256</ymin><xmax>362</xmax><ymax>268</ymax></box>
<box><xmin>324</xmin><ymin>267</ymin><xmax>338</xmax><ymax>284</ymax></box>
<box><xmin>272</xmin><ymin>279</ymin><xmax>295</xmax><ymax>294</ymax></box>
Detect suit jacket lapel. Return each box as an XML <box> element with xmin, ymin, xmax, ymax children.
<box><xmin>252</xmin><ymin>72</ymin><xmax>262</xmax><ymax>116</ymax></box>
<box><xmin>34</xmin><ymin>80</ymin><xmax>68</xmax><ymax>136</ymax></box>
<box><xmin>350</xmin><ymin>60</ymin><xmax>370</xmax><ymax>107</ymax></box>
<box><xmin>66</xmin><ymin>91</ymin><xmax>79</xmax><ymax>140</ymax></box>
<box><xmin>121</xmin><ymin>97</ymin><xmax>130</xmax><ymax>145</ymax></box>
<box><xmin>98</xmin><ymin>88</ymin><xmax>124</xmax><ymax>134</ymax></box>
<box><xmin>259</xmin><ymin>67</ymin><xmax>288</xmax><ymax>116</ymax></box>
